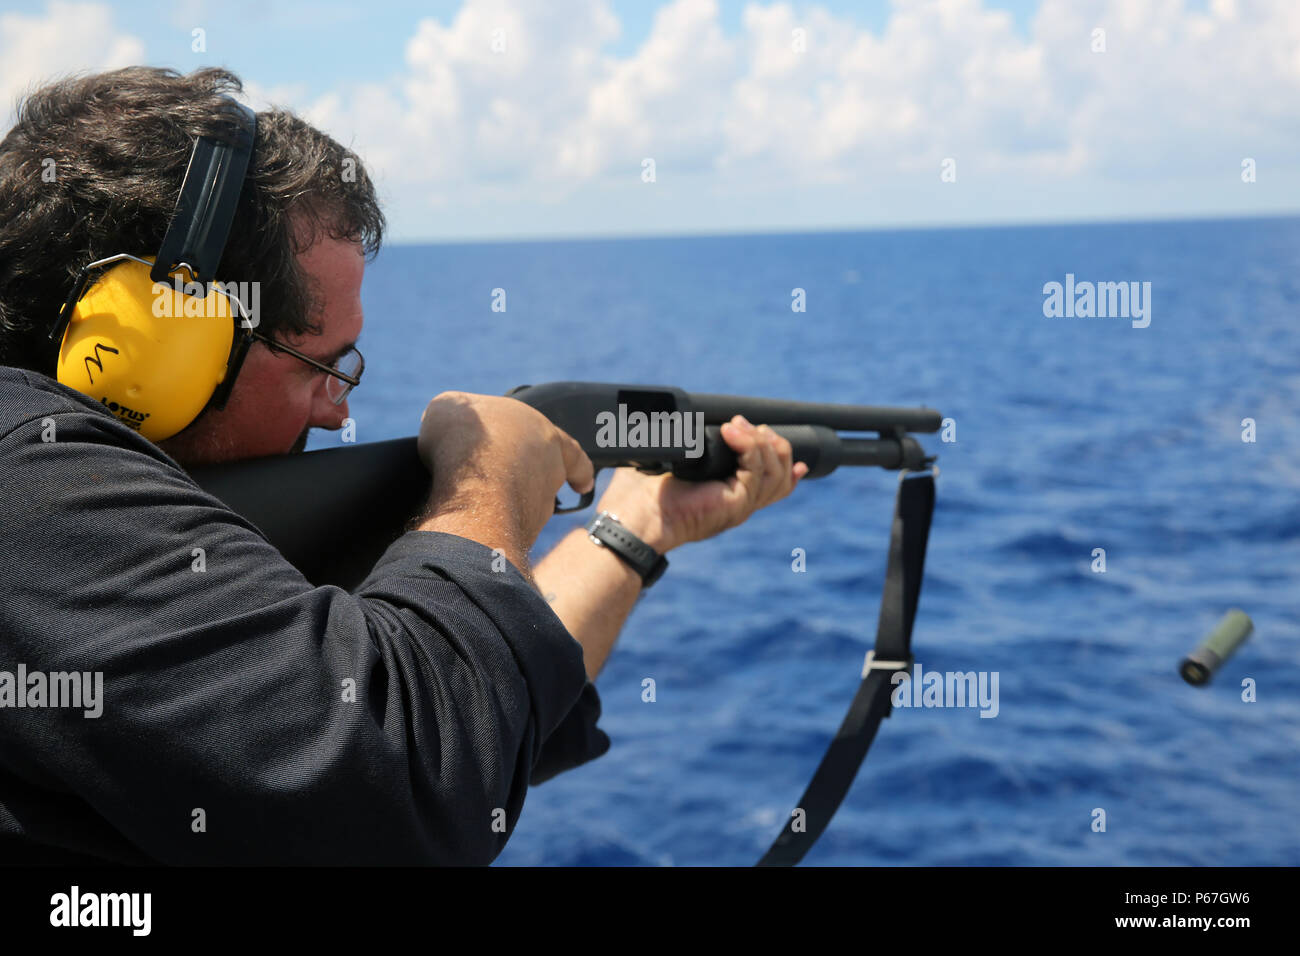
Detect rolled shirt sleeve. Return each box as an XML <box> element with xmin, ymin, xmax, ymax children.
<box><xmin>0</xmin><ymin>369</ymin><xmax>609</xmax><ymax>864</ymax></box>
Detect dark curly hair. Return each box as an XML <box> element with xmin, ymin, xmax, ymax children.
<box><xmin>0</xmin><ymin>66</ymin><xmax>384</xmax><ymax>375</ymax></box>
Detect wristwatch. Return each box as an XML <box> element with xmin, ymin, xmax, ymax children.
<box><xmin>585</xmin><ymin>511</ymin><xmax>668</xmax><ymax>588</ymax></box>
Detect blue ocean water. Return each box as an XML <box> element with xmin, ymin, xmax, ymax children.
<box><xmin>320</xmin><ymin>217</ymin><xmax>1300</xmax><ymax>865</ymax></box>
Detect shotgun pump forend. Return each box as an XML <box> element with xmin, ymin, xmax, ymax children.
<box><xmin>504</xmin><ymin>382</ymin><xmax>942</xmax><ymax>512</ymax></box>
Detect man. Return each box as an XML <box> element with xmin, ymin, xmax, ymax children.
<box><xmin>0</xmin><ymin>67</ymin><xmax>806</xmax><ymax>864</ymax></box>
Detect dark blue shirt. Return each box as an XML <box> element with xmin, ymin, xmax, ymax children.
<box><xmin>0</xmin><ymin>368</ymin><xmax>609</xmax><ymax>864</ymax></box>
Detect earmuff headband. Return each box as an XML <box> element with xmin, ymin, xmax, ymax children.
<box><xmin>152</xmin><ymin>99</ymin><xmax>257</xmax><ymax>286</ymax></box>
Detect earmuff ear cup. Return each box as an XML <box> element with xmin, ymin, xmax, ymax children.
<box><xmin>56</xmin><ymin>258</ymin><xmax>236</xmax><ymax>442</ymax></box>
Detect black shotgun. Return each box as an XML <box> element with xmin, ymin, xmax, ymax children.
<box><xmin>189</xmin><ymin>382</ymin><xmax>941</xmax><ymax>590</ymax></box>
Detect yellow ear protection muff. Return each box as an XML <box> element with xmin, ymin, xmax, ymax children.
<box><xmin>48</xmin><ymin>98</ymin><xmax>258</xmax><ymax>442</ymax></box>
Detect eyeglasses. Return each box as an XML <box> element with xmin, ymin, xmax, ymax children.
<box><xmin>207</xmin><ymin>279</ymin><xmax>363</xmax><ymax>406</ymax></box>
<box><xmin>251</xmin><ymin>333</ymin><xmax>364</xmax><ymax>405</ymax></box>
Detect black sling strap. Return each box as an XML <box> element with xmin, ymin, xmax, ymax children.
<box><xmin>758</xmin><ymin>469</ymin><xmax>936</xmax><ymax>866</ymax></box>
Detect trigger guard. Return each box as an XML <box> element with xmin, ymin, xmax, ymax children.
<box><xmin>553</xmin><ymin>488</ymin><xmax>596</xmax><ymax>514</ymax></box>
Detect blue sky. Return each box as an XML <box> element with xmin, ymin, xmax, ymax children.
<box><xmin>1</xmin><ymin>0</ymin><xmax>1049</xmax><ymax>91</ymax></box>
<box><xmin>1</xmin><ymin>0</ymin><xmax>1294</xmax><ymax>242</ymax></box>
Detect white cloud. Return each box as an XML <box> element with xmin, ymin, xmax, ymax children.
<box><xmin>1030</xmin><ymin>0</ymin><xmax>1300</xmax><ymax>176</ymax></box>
<box><xmin>2</xmin><ymin>0</ymin><xmax>1296</xmax><ymax>235</ymax></box>
<box><xmin>0</xmin><ymin>1</ymin><xmax>144</xmax><ymax>125</ymax></box>
<box><xmin>294</xmin><ymin>0</ymin><xmax>1300</xmax><ymax>215</ymax></box>
<box><xmin>562</xmin><ymin>0</ymin><xmax>735</xmax><ymax>177</ymax></box>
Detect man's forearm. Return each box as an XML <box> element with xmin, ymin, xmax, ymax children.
<box><xmin>418</xmin><ymin>476</ymin><xmax>671</xmax><ymax>680</ymax></box>
<box><xmin>533</xmin><ymin>501</ymin><xmax>671</xmax><ymax>681</ymax></box>
<box><xmin>417</xmin><ymin>498</ymin><xmax>536</xmax><ymax>590</ymax></box>
<box><xmin>419</xmin><ymin>507</ymin><xmax>644</xmax><ymax>680</ymax></box>
<box><xmin>532</xmin><ymin>528</ymin><xmax>643</xmax><ymax>680</ymax></box>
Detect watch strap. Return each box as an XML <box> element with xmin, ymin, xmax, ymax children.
<box><xmin>585</xmin><ymin>512</ymin><xmax>668</xmax><ymax>587</ymax></box>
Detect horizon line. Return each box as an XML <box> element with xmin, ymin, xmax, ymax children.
<box><xmin>381</xmin><ymin>209</ymin><xmax>1300</xmax><ymax>248</ymax></box>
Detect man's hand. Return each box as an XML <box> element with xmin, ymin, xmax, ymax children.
<box><xmin>417</xmin><ymin>392</ymin><xmax>594</xmax><ymax>559</ymax></box>
<box><xmin>594</xmin><ymin>415</ymin><xmax>809</xmax><ymax>553</ymax></box>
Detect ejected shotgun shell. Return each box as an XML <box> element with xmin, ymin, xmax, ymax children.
<box><xmin>1180</xmin><ymin>609</ymin><xmax>1253</xmax><ymax>686</ymax></box>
